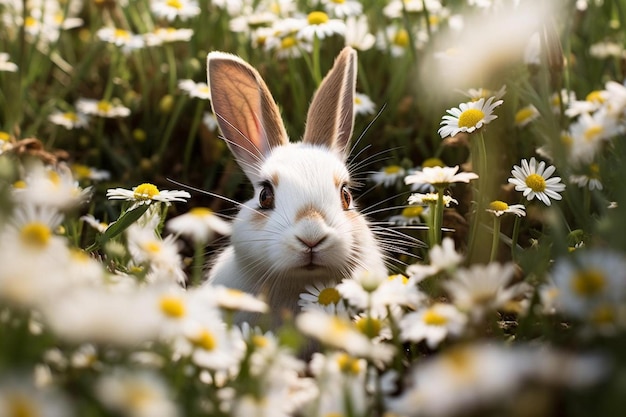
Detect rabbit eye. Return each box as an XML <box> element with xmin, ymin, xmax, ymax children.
<box><xmin>340</xmin><ymin>184</ymin><xmax>352</xmax><ymax>210</ymax></box>
<box><xmin>259</xmin><ymin>184</ymin><xmax>275</xmax><ymax>209</ymax></box>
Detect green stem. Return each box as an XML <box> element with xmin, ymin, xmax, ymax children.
<box><xmin>466</xmin><ymin>131</ymin><xmax>488</xmax><ymax>261</ymax></box>
<box><xmin>510</xmin><ymin>213</ymin><xmax>522</xmax><ymax>262</ymax></box>
<box><xmin>165</xmin><ymin>44</ymin><xmax>178</xmax><ymax>93</ymax></box>
<box><xmin>433</xmin><ymin>187</ymin><xmax>444</xmax><ymax>246</ymax></box>
<box><xmin>158</xmin><ymin>96</ymin><xmax>188</xmax><ymax>162</ymax></box>
<box><xmin>489</xmin><ymin>215</ymin><xmax>501</xmax><ymax>263</ymax></box>
<box><xmin>183</xmin><ymin>100</ymin><xmax>206</xmax><ymax>177</ymax></box>
<box><xmin>312</xmin><ymin>34</ymin><xmax>322</xmax><ymax>86</ymax></box>
<box><xmin>191</xmin><ymin>240</ymin><xmax>206</xmax><ymax>287</ymax></box>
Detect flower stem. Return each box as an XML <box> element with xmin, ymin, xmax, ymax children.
<box><xmin>191</xmin><ymin>240</ymin><xmax>205</xmax><ymax>287</ymax></box>
<box><xmin>489</xmin><ymin>215</ymin><xmax>501</xmax><ymax>263</ymax></box>
<box><xmin>183</xmin><ymin>100</ymin><xmax>205</xmax><ymax>177</ymax></box>
<box><xmin>432</xmin><ymin>187</ymin><xmax>444</xmax><ymax>246</ymax></box>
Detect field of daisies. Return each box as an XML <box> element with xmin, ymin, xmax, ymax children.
<box><xmin>3</xmin><ymin>0</ymin><xmax>626</xmax><ymax>415</ymax></box>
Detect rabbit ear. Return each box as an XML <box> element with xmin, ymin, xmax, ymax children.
<box><xmin>303</xmin><ymin>47</ymin><xmax>357</xmax><ymax>160</ymax></box>
<box><xmin>207</xmin><ymin>52</ymin><xmax>288</xmax><ymax>180</ymax></box>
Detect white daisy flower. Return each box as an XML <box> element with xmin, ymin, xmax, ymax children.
<box><xmin>167</xmin><ymin>207</ymin><xmax>231</xmax><ymax>244</ymax></box>
<box><xmin>354</xmin><ymin>92</ymin><xmax>376</xmax><ymax>115</ymax></box>
<box><xmin>151</xmin><ymin>0</ymin><xmax>200</xmax><ymax>21</ymax></box>
<box><xmin>0</xmin><ymin>52</ymin><xmax>18</xmax><ymax>72</ymax></box>
<box><xmin>208</xmin><ymin>285</ymin><xmax>268</xmax><ymax>313</ymax></box>
<box><xmin>48</xmin><ymin>110</ymin><xmax>89</xmax><ymax>129</ymax></box>
<box><xmin>369</xmin><ymin>165</ymin><xmax>406</xmax><ymax>187</ymax></box>
<box><xmin>297</xmin><ymin>11</ymin><xmax>346</xmax><ymax>41</ymax></box>
<box><xmin>203</xmin><ymin>112</ymin><xmax>219</xmax><ymax>131</ymax></box>
<box><xmin>407</xmin><ymin>192</ymin><xmax>458</xmax><ymax>207</ymax></box>
<box><xmin>377</xmin><ymin>25</ymin><xmax>411</xmax><ymax>57</ymax></box>
<box><xmin>604</xmin><ymin>80</ymin><xmax>626</xmax><ymax>117</ymax></box>
<box><xmin>95</xmin><ymin>369</ymin><xmax>180</xmax><ymax>417</ymax></box>
<box><xmin>96</xmin><ymin>27</ymin><xmax>145</xmax><ymax>52</ymax></box>
<box><xmin>76</xmin><ymin>98</ymin><xmax>131</xmax><ymax>118</ymax></box>
<box><xmin>0</xmin><ymin>375</ymin><xmax>74</xmax><ymax>417</ymax></box>
<box><xmin>405</xmin><ymin>165</ymin><xmax>478</xmax><ymax>188</ymax></box>
<box><xmin>508</xmin><ymin>157</ymin><xmax>566</xmax><ymax>206</ymax></box>
<box><xmin>486</xmin><ymin>200</ymin><xmax>526</xmax><ymax>217</ymax></box>
<box><xmin>406</xmin><ymin>237</ymin><xmax>463</xmax><ymax>281</ymax></box>
<box><xmin>567</xmin><ymin>109</ymin><xmax>621</xmax><ymax>164</ymax></box>
<box><xmin>569</xmin><ymin>163</ymin><xmax>603</xmax><ymax>191</ymax></box>
<box><xmin>344</xmin><ymin>15</ymin><xmax>375</xmax><ymax>51</ymax></box>
<box><xmin>549</xmin><ymin>89</ymin><xmax>576</xmax><ymax>114</ymax></box>
<box><xmin>322</xmin><ymin>0</ymin><xmax>362</xmax><ymax>18</ymax></box>
<box><xmin>565</xmin><ymin>90</ymin><xmax>608</xmax><ymax>118</ymax></box>
<box><xmin>438</xmin><ymin>96</ymin><xmax>503</xmax><ymax>138</ymax></box>
<box><xmin>70</xmin><ymin>163</ymin><xmax>111</xmax><ymax>182</ymax></box>
<box><xmin>178</xmin><ymin>79</ymin><xmax>211</xmax><ymax>100</ymax></box>
<box><xmin>81</xmin><ymin>214</ymin><xmax>109</xmax><ymax>233</ymax></box>
<box><xmin>178</xmin><ymin>318</ymin><xmax>244</xmax><ymax>371</ymax></box>
<box><xmin>389</xmin><ymin>206</ymin><xmax>427</xmax><ymax>226</ymax></box>
<box><xmin>399</xmin><ymin>302</ymin><xmax>467</xmax><ymax>348</ymax></box>
<box><xmin>298</xmin><ymin>282</ymin><xmax>348</xmax><ymax>316</ymax></box>
<box><xmin>126</xmin><ymin>226</ymin><xmax>186</xmax><ymax>285</ymax></box>
<box><xmin>589</xmin><ymin>41</ymin><xmax>625</xmax><ymax>59</ymax></box>
<box><xmin>514</xmin><ymin>104</ymin><xmax>540</xmax><ymax>127</ymax></box>
<box><xmin>551</xmin><ymin>250</ymin><xmax>626</xmax><ymax>321</ymax></box>
<box><xmin>444</xmin><ymin>262</ymin><xmax>523</xmax><ymax>321</ymax></box>
<box><xmin>144</xmin><ymin>27</ymin><xmax>194</xmax><ymax>46</ymax></box>
<box><xmin>107</xmin><ymin>183</ymin><xmax>191</xmax><ymax>207</ymax></box>
<box><xmin>460</xmin><ymin>85</ymin><xmax>507</xmax><ymax>102</ymax></box>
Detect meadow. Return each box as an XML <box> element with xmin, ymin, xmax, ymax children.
<box><xmin>2</xmin><ymin>0</ymin><xmax>626</xmax><ymax>415</ymax></box>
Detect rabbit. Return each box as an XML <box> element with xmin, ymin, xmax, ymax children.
<box><xmin>206</xmin><ymin>46</ymin><xmax>387</xmax><ymax>326</ymax></box>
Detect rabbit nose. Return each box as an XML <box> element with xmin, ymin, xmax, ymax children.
<box><xmin>297</xmin><ymin>235</ymin><xmax>327</xmax><ymax>249</ymax></box>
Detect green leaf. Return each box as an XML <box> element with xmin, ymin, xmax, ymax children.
<box><xmin>86</xmin><ymin>204</ymin><xmax>150</xmax><ymax>252</ymax></box>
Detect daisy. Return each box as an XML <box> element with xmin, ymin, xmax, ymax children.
<box><xmin>460</xmin><ymin>85</ymin><xmax>507</xmax><ymax>102</ymax></box>
<box><xmin>568</xmin><ymin>109</ymin><xmax>621</xmax><ymax>163</ymax></box>
<box><xmin>369</xmin><ymin>165</ymin><xmax>406</xmax><ymax>187</ymax></box>
<box><xmin>106</xmin><ymin>183</ymin><xmax>191</xmax><ymax>207</ymax></box>
<box><xmin>167</xmin><ymin>207</ymin><xmax>231</xmax><ymax>244</ymax></box>
<box><xmin>70</xmin><ymin>163</ymin><xmax>111</xmax><ymax>182</ymax></box>
<box><xmin>508</xmin><ymin>157</ymin><xmax>566</xmax><ymax>206</ymax></box>
<box><xmin>96</xmin><ymin>27</ymin><xmax>145</xmax><ymax>52</ymax></box>
<box><xmin>80</xmin><ymin>214</ymin><xmax>109</xmax><ymax>233</ymax></box>
<box><xmin>298</xmin><ymin>282</ymin><xmax>348</xmax><ymax>316</ymax></box>
<box><xmin>550</xmin><ymin>249</ymin><xmax>626</xmax><ymax>321</ymax></box>
<box><xmin>485</xmin><ymin>200</ymin><xmax>526</xmax><ymax>217</ymax></box>
<box><xmin>589</xmin><ymin>41</ymin><xmax>624</xmax><ymax>59</ymax></box>
<box><xmin>297</xmin><ymin>11</ymin><xmax>346</xmax><ymax>41</ymax></box>
<box><xmin>203</xmin><ymin>112</ymin><xmax>219</xmax><ymax>131</ymax></box>
<box><xmin>208</xmin><ymin>285</ymin><xmax>268</xmax><ymax>314</ymax></box>
<box><xmin>377</xmin><ymin>25</ymin><xmax>411</xmax><ymax>57</ymax></box>
<box><xmin>406</xmin><ymin>237</ymin><xmax>463</xmax><ymax>281</ymax></box>
<box><xmin>344</xmin><ymin>15</ymin><xmax>375</xmax><ymax>51</ymax></box>
<box><xmin>76</xmin><ymin>98</ymin><xmax>131</xmax><ymax>118</ymax></box>
<box><xmin>95</xmin><ymin>369</ymin><xmax>180</xmax><ymax>417</ymax></box>
<box><xmin>604</xmin><ymin>80</ymin><xmax>626</xmax><ymax>117</ymax></box>
<box><xmin>178</xmin><ymin>79</ymin><xmax>211</xmax><ymax>100</ymax></box>
<box><xmin>296</xmin><ymin>311</ymin><xmax>395</xmax><ymax>362</ymax></box>
<box><xmin>443</xmin><ymin>262</ymin><xmax>523</xmax><ymax>321</ymax></box>
<box><xmin>399</xmin><ymin>302</ymin><xmax>467</xmax><ymax>348</ymax></box>
<box><xmin>549</xmin><ymin>89</ymin><xmax>576</xmax><ymax>114</ymax></box>
<box><xmin>514</xmin><ymin>104</ymin><xmax>540</xmax><ymax>127</ymax></box>
<box><xmin>151</xmin><ymin>0</ymin><xmax>200</xmax><ymax>21</ymax></box>
<box><xmin>354</xmin><ymin>92</ymin><xmax>376</xmax><ymax>115</ymax></box>
<box><xmin>144</xmin><ymin>27</ymin><xmax>194</xmax><ymax>46</ymax></box>
<box><xmin>0</xmin><ymin>52</ymin><xmax>18</xmax><ymax>72</ymax></box>
<box><xmin>438</xmin><ymin>96</ymin><xmax>503</xmax><ymax>138</ymax></box>
<box><xmin>178</xmin><ymin>318</ymin><xmax>244</xmax><ymax>371</ymax></box>
<box><xmin>321</xmin><ymin>0</ymin><xmax>362</xmax><ymax>18</ymax></box>
<box><xmin>569</xmin><ymin>163</ymin><xmax>603</xmax><ymax>191</ymax></box>
<box><xmin>405</xmin><ymin>165</ymin><xmax>478</xmax><ymax>188</ymax></box>
<box><xmin>406</xmin><ymin>158</ymin><xmax>446</xmax><ymax>192</ymax></box>
<box><xmin>0</xmin><ymin>375</ymin><xmax>73</xmax><ymax>417</ymax></box>
<box><xmin>388</xmin><ymin>206</ymin><xmax>427</xmax><ymax>226</ymax></box>
<box><xmin>565</xmin><ymin>90</ymin><xmax>608</xmax><ymax>118</ymax></box>
<box><xmin>126</xmin><ymin>226</ymin><xmax>186</xmax><ymax>285</ymax></box>
<box><xmin>48</xmin><ymin>110</ymin><xmax>89</xmax><ymax>129</ymax></box>
<box><xmin>408</xmin><ymin>192</ymin><xmax>458</xmax><ymax>207</ymax></box>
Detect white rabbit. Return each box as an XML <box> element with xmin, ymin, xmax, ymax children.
<box><xmin>206</xmin><ymin>47</ymin><xmax>387</xmax><ymax>325</ymax></box>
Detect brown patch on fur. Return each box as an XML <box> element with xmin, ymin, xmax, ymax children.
<box><xmin>250</xmin><ymin>210</ymin><xmax>268</xmax><ymax>227</ymax></box>
<box><xmin>333</xmin><ymin>172</ymin><xmax>342</xmax><ymax>188</ymax></box>
<box><xmin>295</xmin><ymin>205</ymin><xmax>326</xmax><ymax>222</ymax></box>
<box><xmin>270</xmin><ymin>172</ymin><xmax>279</xmax><ymax>187</ymax></box>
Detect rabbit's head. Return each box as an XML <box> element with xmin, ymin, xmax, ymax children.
<box><xmin>207</xmin><ymin>47</ymin><xmax>386</xmax><ymax>306</ymax></box>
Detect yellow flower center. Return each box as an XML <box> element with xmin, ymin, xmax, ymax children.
<box><xmin>588</xmin><ymin>163</ymin><xmax>600</xmax><ymax>179</ymax></box>
<box><xmin>384</xmin><ymin>165</ymin><xmax>402</xmax><ymax>174</ymax></box>
<box><xmin>190</xmin><ymin>207</ymin><xmax>213</xmax><ymax>217</ymax></box>
<box><xmin>393</xmin><ymin>29</ymin><xmax>409</xmax><ymax>47</ymax></box>
<box><xmin>159</xmin><ymin>296</ymin><xmax>186</xmax><ymax>318</ymax></box>
<box><xmin>70</xmin><ymin>248</ymin><xmax>90</xmax><ymax>262</ymax></box>
<box><xmin>585</xmin><ymin>90</ymin><xmax>605</xmax><ymax>104</ymax></box>
<box><xmin>20</xmin><ymin>222</ymin><xmax>52</xmax><ymax>248</ymax></box>
<box><xmin>25</xmin><ymin>16</ymin><xmax>37</xmax><ymax>28</ymax></box>
<box><xmin>0</xmin><ymin>131</ymin><xmax>10</xmax><ymax>141</ymax></box>
<box><xmin>423</xmin><ymin>308</ymin><xmax>448</xmax><ymax>326</ymax></box>
<box><xmin>63</xmin><ymin>112</ymin><xmax>79</xmax><ymax>122</ymax></box>
<box><xmin>571</xmin><ymin>268</ymin><xmax>605</xmax><ymax>297</ymax></box>
<box><xmin>525</xmin><ymin>173</ymin><xmax>546</xmax><ymax>192</ymax></box>
<box><xmin>97</xmin><ymin>100</ymin><xmax>113</xmax><ymax>114</ymax></box>
<box><xmin>336</xmin><ymin>353</ymin><xmax>361</xmax><ymax>374</ymax></box>
<box><xmin>355</xmin><ymin>316</ymin><xmax>382</xmax><ymax>338</ymax></box>
<box><xmin>252</xmin><ymin>335</ymin><xmax>269</xmax><ymax>348</ymax></box>
<box><xmin>388</xmin><ymin>274</ymin><xmax>409</xmax><ymax>284</ymax></box>
<box><xmin>317</xmin><ymin>287</ymin><xmax>341</xmax><ymax>306</ymax></box>
<box><xmin>489</xmin><ymin>200</ymin><xmax>509</xmax><ymax>211</ymax></box>
<box><xmin>166</xmin><ymin>0</ymin><xmax>183</xmax><ymax>9</ymax></box>
<box><xmin>401</xmin><ymin>206</ymin><xmax>423</xmax><ymax>218</ymax></box>
<box><xmin>584</xmin><ymin>125</ymin><xmax>603</xmax><ymax>142</ymax></box>
<box><xmin>560</xmin><ymin>132</ymin><xmax>573</xmax><ymax>148</ymax></box>
<box><xmin>307</xmin><ymin>11</ymin><xmax>329</xmax><ymax>25</ymax></box>
<box><xmin>113</xmin><ymin>29</ymin><xmax>130</xmax><ymax>39</ymax></box>
<box><xmin>422</xmin><ymin>157</ymin><xmax>444</xmax><ymax>168</ymax></box>
<box><xmin>71</xmin><ymin>164</ymin><xmax>92</xmax><ymax>180</ymax></box>
<box><xmin>514</xmin><ymin>107</ymin><xmax>537</xmax><ymax>125</ymax></box>
<box><xmin>591</xmin><ymin>305</ymin><xmax>615</xmax><ymax>324</ymax></box>
<box><xmin>7</xmin><ymin>394</ymin><xmax>37</xmax><ymax>417</ymax></box>
<box><xmin>324</xmin><ymin>413</ymin><xmax>344</xmax><ymax>417</ymax></box>
<box><xmin>330</xmin><ymin>317</ymin><xmax>350</xmax><ymax>336</ymax></box>
<box><xmin>331</xmin><ymin>0</ymin><xmax>345</xmax><ymax>3</ymax></box>
<box><xmin>47</xmin><ymin>171</ymin><xmax>61</xmax><ymax>186</ymax></box>
<box><xmin>281</xmin><ymin>36</ymin><xmax>297</xmax><ymax>49</ymax></box>
<box><xmin>354</xmin><ymin>96</ymin><xmax>362</xmax><ymax>105</ymax></box>
<box><xmin>190</xmin><ymin>329</ymin><xmax>216</xmax><ymax>351</ymax></box>
<box><xmin>457</xmin><ymin>108</ymin><xmax>485</xmax><ymax>129</ymax></box>
<box><xmin>133</xmin><ymin>183</ymin><xmax>160</xmax><ymax>200</ymax></box>
<box><xmin>13</xmin><ymin>180</ymin><xmax>27</xmax><ymax>189</ymax></box>
<box><xmin>142</xmin><ymin>241</ymin><xmax>161</xmax><ymax>254</ymax></box>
